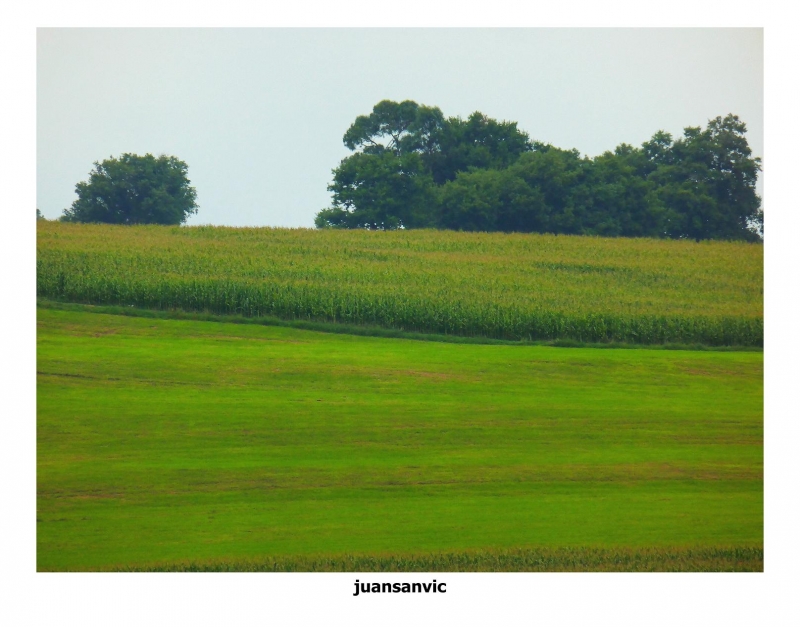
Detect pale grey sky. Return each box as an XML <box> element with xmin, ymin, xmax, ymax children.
<box><xmin>37</xmin><ymin>28</ymin><xmax>763</xmax><ymax>226</ymax></box>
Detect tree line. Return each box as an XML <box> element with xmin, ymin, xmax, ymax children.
<box><xmin>50</xmin><ymin>100</ymin><xmax>762</xmax><ymax>241</ymax></box>
<box><xmin>315</xmin><ymin>100</ymin><xmax>763</xmax><ymax>241</ymax></box>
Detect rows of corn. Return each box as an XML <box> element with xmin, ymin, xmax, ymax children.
<box><xmin>36</xmin><ymin>222</ymin><xmax>764</xmax><ymax>345</ymax></box>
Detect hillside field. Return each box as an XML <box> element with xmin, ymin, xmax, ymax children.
<box><xmin>37</xmin><ymin>223</ymin><xmax>763</xmax><ymax>346</ymax></box>
<box><xmin>37</xmin><ymin>306</ymin><xmax>763</xmax><ymax>571</ymax></box>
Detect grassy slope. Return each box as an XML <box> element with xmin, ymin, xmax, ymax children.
<box><xmin>37</xmin><ymin>308</ymin><xmax>762</xmax><ymax>571</ymax></box>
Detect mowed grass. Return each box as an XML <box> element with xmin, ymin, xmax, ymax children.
<box><xmin>37</xmin><ymin>307</ymin><xmax>763</xmax><ymax>571</ymax></box>
<box><xmin>37</xmin><ymin>222</ymin><xmax>763</xmax><ymax>345</ymax></box>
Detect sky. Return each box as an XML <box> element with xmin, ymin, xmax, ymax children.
<box><xmin>37</xmin><ymin>28</ymin><xmax>763</xmax><ymax>227</ymax></box>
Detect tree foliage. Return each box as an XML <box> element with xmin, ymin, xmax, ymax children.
<box><xmin>318</xmin><ymin>152</ymin><xmax>435</xmax><ymax>230</ymax></box>
<box><xmin>317</xmin><ymin>100</ymin><xmax>533</xmax><ymax>230</ymax></box>
<box><xmin>648</xmin><ymin>115</ymin><xmax>763</xmax><ymax>240</ymax></box>
<box><xmin>317</xmin><ymin>102</ymin><xmax>762</xmax><ymax>241</ymax></box>
<box><xmin>61</xmin><ymin>153</ymin><xmax>198</xmax><ymax>225</ymax></box>
<box><xmin>429</xmin><ymin>112</ymin><xmax>532</xmax><ymax>184</ymax></box>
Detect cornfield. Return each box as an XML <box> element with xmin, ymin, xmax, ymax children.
<box><xmin>36</xmin><ymin>222</ymin><xmax>763</xmax><ymax>346</ymax></box>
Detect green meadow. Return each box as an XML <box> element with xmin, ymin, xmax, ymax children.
<box><xmin>37</xmin><ymin>305</ymin><xmax>763</xmax><ymax>571</ymax></box>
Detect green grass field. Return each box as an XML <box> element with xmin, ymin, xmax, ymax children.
<box><xmin>37</xmin><ymin>305</ymin><xmax>763</xmax><ymax>571</ymax></box>
<box><xmin>37</xmin><ymin>223</ymin><xmax>763</xmax><ymax>345</ymax></box>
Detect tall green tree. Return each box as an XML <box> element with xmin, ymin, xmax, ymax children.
<box><xmin>61</xmin><ymin>153</ymin><xmax>198</xmax><ymax>225</ymax></box>
<box><xmin>640</xmin><ymin>116</ymin><xmax>762</xmax><ymax>240</ymax></box>
<box><xmin>316</xmin><ymin>152</ymin><xmax>435</xmax><ymax>230</ymax></box>
<box><xmin>319</xmin><ymin>100</ymin><xmax>532</xmax><ymax>230</ymax></box>
<box><xmin>319</xmin><ymin>100</ymin><xmax>443</xmax><ymax>229</ymax></box>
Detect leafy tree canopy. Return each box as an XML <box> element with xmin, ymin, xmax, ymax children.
<box><xmin>61</xmin><ymin>153</ymin><xmax>198</xmax><ymax>225</ymax></box>
<box><xmin>342</xmin><ymin>99</ymin><xmax>445</xmax><ymax>157</ymax></box>
<box><xmin>320</xmin><ymin>103</ymin><xmax>762</xmax><ymax>241</ymax></box>
<box><xmin>319</xmin><ymin>151</ymin><xmax>435</xmax><ymax>230</ymax></box>
<box><xmin>649</xmin><ymin>115</ymin><xmax>763</xmax><ymax>240</ymax></box>
<box><xmin>318</xmin><ymin>100</ymin><xmax>533</xmax><ymax>230</ymax></box>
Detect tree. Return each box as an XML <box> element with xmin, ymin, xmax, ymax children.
<box><xmin>575</xmin><ymin>144</ymin><xmax>668</xmax><ymax>237</ymax></box>
<box><xmin>427</xmin><ymin>111</ymin><xmax>533</xmax><ymax>184</ymax></box>
<box><xmin>318</xmin><ymin>100</ymin><xmax>444</xmax><ymax>229</ymax></box>
<box><xmin>646</xmin><ymin>115</ymin><xmax>762</xmax><ymax>241</ymax></box>
<box><xmin>342</xmin><ymin>99</ymin><xmax>445</xmax><ymax>157</ymax></box>
<box><xmin>438</xmin><ymin>166</ymin><xmax>549</xmax><ymax>233</ymax></box>
<box><xmin>319</xmin><ymin>100</ymin><xmax>534</xmax><ymax>230</ymax></box>
<box><xmin>317</xmin><ymin>151</ymin><xmax>435</xmax><ymax>230</ymax></box>
<box><xmin>61</xmin><ymin>153</ymin><xmax>198</xmax><ymax>225</ymax></box>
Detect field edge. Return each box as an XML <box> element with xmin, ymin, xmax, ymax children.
<box><xmin>86</xmin><ymin>546</ymin><xmax>766</xmax><ymax>573</ymax></box>
<box><xmin>36</xmin><ymin>299</ymin><xmax>763</xmax><ymax>352</ymax></box>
